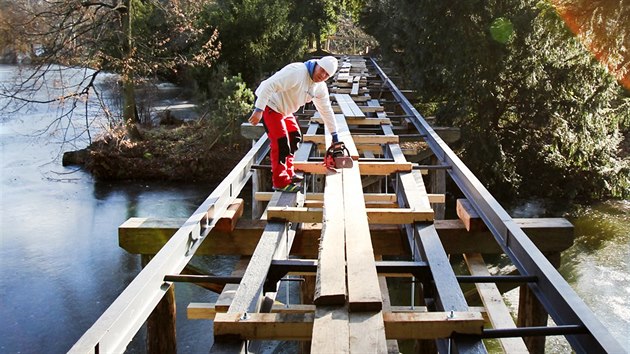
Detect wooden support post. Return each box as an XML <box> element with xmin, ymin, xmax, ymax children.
<box><xmin>141</xmin><ymin>255</ymin><xmax>176</xmax><ymax>354</ymax></box>
<box><xmin>252</xmin><ymin>168</ymin><xmax>268</xmax><ymax>219</ymax></box>
<box><xmin>517</xmin><ymin>285</ymin><xmax>548</xmax><ymax>354</ymax></box>
<box><xmin>430</xmin><ymin>156</ymin><xmax>445</xmax><ymax>220</ymax></box>
<box><xmin>516</xmin><ymin>252</ymin><xmax>560</xmax><ymax>354</ymax></box>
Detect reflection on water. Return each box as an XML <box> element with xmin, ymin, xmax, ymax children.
<box><xmin>0</xmin><ymin>64</ymin><xmax>222</xmax><ymax>353</ymax></box>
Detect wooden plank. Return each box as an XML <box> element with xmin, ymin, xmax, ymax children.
<box><xmin>311</xmin><ymin>116</ymin><xmax>390</xmax><ymax>125</ymax></box>
<box><xmin>215</xmin><ymin>258</ymin><xmax>249</xmax><ymax>312</ymax></box>
<box><xmin>349</xmin><ymin>311</ymin><xmax>388</xmax><ymax>353</ymax></box>
<box><xmin>215</xmin><ymin>285</ymin><xmax>239</xmax><ymax>312</ymax></box>
<box><xmin>312</xmin><ymin>306</ymin><xmax>350</xmax><ymax>353</ymax></box>
<box><xmin>343</xmin><ymin>165</ymin><xmax>382</xmax><ymax>312</ymax></box>
<box><xmin>303</xmin><ymin>134</ymin><xmax>398</xmax><ymax>145</ymax></box>
<box><xmin>267</xmin><ymin>206</ymin><xmax>433</xmax><ymax>224</ymax></box>
<box><xmin>351</xmin><ymin>81</ymin><xmax>360</xmax><ymax>96</ymax></box>
<box><xmin>333</xmin><ymin>93</ymin><xmax>366</xmax><ymax>118</ymax></box>
<box><xmin>294</xmin><ymin>161</ymin><xmax>412</xmax><ymax>175</ymax></box>
<box><xmin>314</xmin><ymin>170</ymin><xmax>347</xmax><ymax>305</ymax></box>
<box><xmin>214</xmin><ymin>312</ymin><xmax>313</xmax><ymax>340</ymax></box>
<box><xmin>212</xmin><ymin>311</ymin><xmax>485</xmax><ymax>341</ymax></box>
<box><xmin>383</xmin><ymin>312</ymin><xmax>484</xmax><ymax>339</ymax></box>
<box><xmin>189</xmin><ymin>302</ymin><xmax>489</xmax><ymax>320</ymax></box>
<box><xmin>464</xmin><ymin>253</ymin><xmax>529</xmax><ymax>353</ymax></box>
<box><xmin>120</xmin><ymin>217</ymin><xmax>574</xmax><ymax>257</ymax></box>
<box><xmin>377</xmin><ymin>257</ymin><xmax>401</xmax><ymax>354</ymax></box>
<box><xmin>457</xmin><ymin>198</ymin><xmax>487</xmax><ymax>231</ymax></box>
<box><xmin>256</xmin><ymin>192</ymin><xmax>398</xmax><ymax>203</ymax></box>
<box><xmin>324</xmin><ymin>114</ymin><xmax>359</xmax><ymax>159</ymax></box>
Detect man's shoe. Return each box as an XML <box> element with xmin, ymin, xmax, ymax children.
<box><xmin>273</xmin><ymin>183</ymin><xmax>302</xmax><ymax>193</ymax></box>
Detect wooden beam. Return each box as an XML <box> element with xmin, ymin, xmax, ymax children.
<box><xmin>214</xmin><ymin>312</ymin><xmax>314</xmax><ymax>340</ymax></box>
<box><xmin>214</xmin><ymin>199</ymin><xmax>244</xmax><ymax>233</ymax></box>
<box><xmin>212</xmin><ymin>311</ymin><xmax>485</xmax><ymax>340</ymax></box>
<box><xmin>310</xmin><ymin>116</ymin><xmax>390</xmax><ymax>125</ymax></box>
<box><xmin>256</xmin><ymin>191</ymin><xmax>398</xmax><ymax>203</ymax></box>
<box><xmin>349</xmin><ymin>311</ymin><xmax>388</xmax><ymax>352</ymax></box>
<box><xmin>294</xmin><ymin>161</ymin><xmax>412</xmax><ymax>175</ymax></box>
<box><xmin>383</xmin><ymin>312</ymin><xmax>484</xmax><ymax>339</ymax></box>
<box><xmin>342</xmin><ymin>165</ymin><xmax>383</xmax><ymax>312</ymax></box>
<box><xmin>266</xmin><ymin>206</ymin><xmax>433</xmax><ymax>224</ymax></box>
<box><xmin>464</xmin><ymin>253</ymin><xmax>529</xmax><ymax>353</ymax></box>
<box><xmin>120</xmin><ymin>217</ymin><xmax>573</xmax><ymax>257</ymax></box>
<box><xmin>188</xmin><ymin>302</ymin><xmax>489</xmax><ymax>320</ymax></box>
<box><xmin>312</xmin><ymin>306</ymin><xmax>350</xmax><ymax>353</ymax></box>
<box><xmin>457</xmin><ymin>198</ymin><xmax>487</xmax><ymax>231</ymax></box>
<box><xmin>314</xmin><ymin>170</ymin><xmax>347</xmax><ymax>305</ymax></box>
<box><xmin>303</xmin><ymin>134</ymin><xmax>398</xmax><ymax>145</ymax></box>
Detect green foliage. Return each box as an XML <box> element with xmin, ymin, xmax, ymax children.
<box><xmin>208</xmin><ymin>73</ymin><xmax>255</xmax><ymax>144</ymax></box>
<box><xmin>202</xmin><ymin>0</ymin><xmax>307</xmax><ymax>85</ymax></box>
<box><xmin>294</xmin><ymin>0</ymin><xmax>340</xmax><ymax>49</ymax></box>
<box><xmin>361</xmin><ymin>0</ymin><xmax>630</xmax><ymax>201</ymax></box>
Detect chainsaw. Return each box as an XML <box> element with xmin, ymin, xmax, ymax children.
<box><xmin>324</xmin><ymin>141</ymin><xmax>353</xmax><ymax>170</ymax></box>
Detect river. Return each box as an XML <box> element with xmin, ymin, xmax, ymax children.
<box><xmin>0</xmin><ymin>64</ymin><xmax>628</xmax><ymax>353</ymax></box>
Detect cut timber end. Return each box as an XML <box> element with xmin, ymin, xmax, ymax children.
<box><xmin>214</xmin><ymin>198</ymin><xmax>244</xmax><ymax>233</ymax></box>
<box><xmin>456</xmin><ymin>198</ymin><xmax>487</xmax><ymax>232</ymax></box>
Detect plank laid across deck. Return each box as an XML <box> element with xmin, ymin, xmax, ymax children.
<box><xmin>311</xmin><ymin>114</ymin><xmax>391</xmax><ymax>126</ymax></box>
<box><xmin>294</xmin><ymin>161</ymin><xmax>412</xmax><ymax>175</ymax></box>
<box><xmin>266</xmin><ymin>206</ymin><xmax>433</xmax><ymax>224</ymax></box>
<box><xmin>334</xmin><ymin>93</ymin><xmax>366</xmax><ymax>118</ymax></box>
<box><xmin>303</xmin><ymin>134</ymin><xmax>398</xmax><ymax>145</ymax></box>
<box><xmin>212</xmin><ymin>311</ymin><xmax>484</xmax><ymax>340</ymax></box>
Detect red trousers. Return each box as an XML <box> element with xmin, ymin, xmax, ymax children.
<box><xmin>262</xmin><ymin>106</ymin><xmax>301</xmax><ymax>188</ymax></box>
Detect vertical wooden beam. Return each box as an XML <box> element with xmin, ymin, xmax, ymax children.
<box><xmin>141</xmin><ymin>255</ymin><xmax>176</xmax><ymax>354</ymax></box>
<box><xmin>429</xmin><ymin>156</ymin><xmax>445</xmax><ymax>220</ymax></box>
<box><xmin>517</xmin><ymin>285</ymin><xmax>548</xmax><ymax>354</ymax></box>
<box><xmin>517</xmin><ymin>253</ymin><xmax>560</xmax><ymax>354</ymax></box>
<box><xmin>252</xmin><ymin>168</ymin><xmax>266</xmax><ymax>219</ymax></box>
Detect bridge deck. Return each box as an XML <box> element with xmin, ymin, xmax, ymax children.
<box><xmin>70</xmin><ymin>56</ymin><xmax>624</xmax><ymax>354</ymax></box>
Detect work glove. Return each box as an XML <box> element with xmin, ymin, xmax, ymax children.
<box><xmin>331</xmin><ymin>132</ymin><xmax>339</xmax><ymax>143</ymax></box>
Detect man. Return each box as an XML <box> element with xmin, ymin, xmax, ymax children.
<box><xmin>248</xmin><ymin>56</ymin><xmax>339</xmax><ymax>192</ymax></box>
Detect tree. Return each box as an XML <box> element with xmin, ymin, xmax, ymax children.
<box><xmin>294</xmin><ymin>0</ymin><xmax>339</xmax><ymax>52</ymax></box>
<box><xmin>360</xmin><ymin>0</ymin><xmax>629</xmax><ymax>201</ymax></box>
<box><xmin>1</xmin><ymin>0</ymin><xmax>220</xmax><ymax>141</ymax></box>
<box><xmin>200</xmin><ymin>0</ymin><xmax>306</xmax><ymax>87</ymax></box>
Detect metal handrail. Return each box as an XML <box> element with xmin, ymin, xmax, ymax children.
<box><xmin>369</xmin><ymin>56</ymin><xmax>624</xmax><ymax>353</ymax></box>
<box><xmin>69</xmin><ymin>136</ymin><xmax>270</xmax><ymax>353</ymax></box>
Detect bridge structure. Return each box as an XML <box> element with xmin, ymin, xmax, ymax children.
<box><xmin>70</xmin><ymin>56</ymin><xmax>624</xmax><ymax>353</ymax></box>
